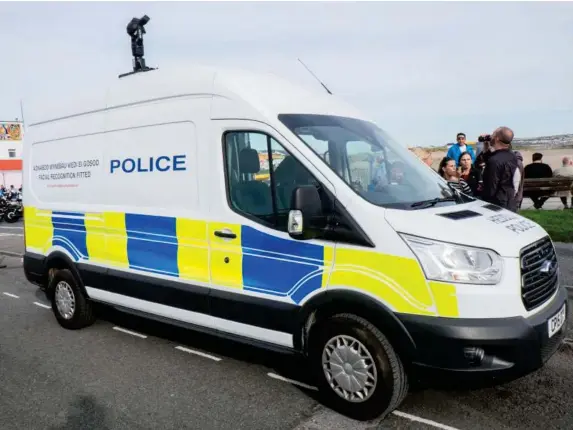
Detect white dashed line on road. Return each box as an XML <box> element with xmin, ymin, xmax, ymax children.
<box><xmin>269</xmin><ymin>373</ymin><xmax>461</xmax><ymax>429</ymax></box>
<box><xmin>175</xmin><ymin>346</ymin><xmax>222</xmax><ymax>362</ymax></box>
<box><xmin>267</xmin><ymin>373</ymin><xmax>318</xmax><ymax>391</ymax></box>
<box><xmin>0</xmin><ymin>250</ymin><xmax>23</xmax><ymax>258</ymax></box>
<box><xmin>3</xmin><ymin>292</ymin><xmax>19</xmax><ymax>298</ymax></box>
<box><xmin>392</xmin><ymin>411</ymin><xmax>461</xmax><ymax>430</ymax></box>
<box><xmin>112</xmin><ymin>326</ymin><xmax>148</xmax><ymax>338</ymax></box>
<box><xmin>34</xmin><ymin>302</ymin><xmax>51</xmax><ymax>309</ymax></box>
<box><xmin>0</xmin><ymin>226</ymin><xmax>23</xmax><ymax>230</ymax></box>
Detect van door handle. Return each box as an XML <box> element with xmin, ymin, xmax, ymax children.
<box><xmin>214</xmin><ymin>230</ymin><xmax>237</xmax><ymax>239</ymax></box>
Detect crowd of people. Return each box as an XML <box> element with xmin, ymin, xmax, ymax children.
<box><xmin>1</xmin><ymin>132</ymin><xmax>572</xmax><ymax>214</ymax></box>
<box><xmin>412</xmin><ymin>127</ymin><xmax>573</xmax><ymax>212</ymax></box>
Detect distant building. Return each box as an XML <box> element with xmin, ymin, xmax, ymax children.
<box><xmin>0</xmin><ymin>121</ymin><xmax>23</xmax><ymax>187</ymax></box>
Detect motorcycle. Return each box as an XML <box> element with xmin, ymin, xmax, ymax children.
<box><xmin>0</xmin><ymin>197</ymin><xmax>22</xmax><ymax>223</ymax></box>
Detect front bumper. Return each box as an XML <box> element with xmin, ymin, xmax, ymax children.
<box><xmin>397</xmin><ymin>285</ymin><xmax>568</xmax><ymax>384</ymax></box>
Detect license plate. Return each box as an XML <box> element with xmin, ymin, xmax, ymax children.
<box><xmin>548</xmin><ymin>304</ymin><xmax>567</xmax><ymax>338</ymax></box>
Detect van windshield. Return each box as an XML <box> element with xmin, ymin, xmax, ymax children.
<box><xmin>278</xmin><ymin>114</ymin><xmax>470</xmax><ymax>209</ymax></box>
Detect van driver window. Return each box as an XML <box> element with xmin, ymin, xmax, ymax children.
<box><xmin>224</xmin><ymin>131</ymin><xmax>318</xmax><ymax>231</ymax></box>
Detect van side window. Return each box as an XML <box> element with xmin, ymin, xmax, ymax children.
<box><xmin>223</xmin><ymin>131</ymin><xmax>319</xmax><ymax>231</ymax></box>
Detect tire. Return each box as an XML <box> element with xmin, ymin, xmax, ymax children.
<box><xmin>49</xmin><ymin>269</ymin><xmax>96</xmax><ymax>330</ymax></box>
<box><xmin>309</xmin><ymin>313</ymin><xmax>409</xmax><ymax>421</ymax></box>
<box><xmin>5</xmin><ymin>210</ymin><xmax>19</xmax><ymax>223</ymax></box>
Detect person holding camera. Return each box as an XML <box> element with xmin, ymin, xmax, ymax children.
<box><xmin>475</xmin><ymin>135</ymin><xmax>493</xmax><ymax>169</ymax></box>
<box><xmin>481</xmin><ymin>127</ymin><xmax>520</xmax><ymax>212</ymax></box>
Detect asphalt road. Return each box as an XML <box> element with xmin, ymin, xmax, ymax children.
<box><xmin>2</xmin><ymin>220</ymin><xmax>573</xmax><ymax>429</ymax></box>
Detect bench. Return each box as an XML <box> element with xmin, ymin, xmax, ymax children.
<box><xmin>522</xmin><ymin>177</ymin><xmax>573</xmax><ymax>197</ymax></box>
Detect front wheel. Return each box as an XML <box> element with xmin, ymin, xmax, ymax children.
<box><xmin>309</xmin><ymin>313</ymin><xmax>409</xmax><ymax>421</ymax></box>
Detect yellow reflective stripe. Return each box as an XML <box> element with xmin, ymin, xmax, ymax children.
<box><xmin>84</xmin><ymin>213</ymin><xmax>106</xmax><ymax>264</ymax></box>
<box><xmin>428</xmin><ymin>281</ymin><xmax>459</xmax><ymax>317</ymax></box>
<box><xmin>24</xmin><ymin>206</ymin><xmax>53</xmax><ymax>253</ymax></box>
<box><xmin>84</xmin><ymin>212</ymin><xmax>128</xmax><ymax>267</ymax></box>
<box><xmin>208</xmin><ymin>222</ymin><xmax>243</xmax><ymax>289</ymax></box>
<box><xmin>330</xmin><ymin>248</ymin><xmax>435</xmax><ymax>316</ymax></box>
<box><xmin>176</xmin><ymin>218</ymin><xmax>209</xmax><ymax>283</ymax></box>
<box><xmin>321</xmin><ymin>245</ymin><xmax>335</xmax><ymax>288</ymax></box>
<box><xmin>23</xmin><ymin>206</ymin><xmax>459</xmax><ymax>319</ymax></box>
<box><xmin>104</xmin><ymin>212</ymin><xmax>129</xmax><ymax>268</ymax></box>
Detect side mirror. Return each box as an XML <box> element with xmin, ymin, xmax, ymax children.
<box><xmin>288</xmin><ymin>185</ymin><xmax>323</xmax><ymax>239</ymax></box>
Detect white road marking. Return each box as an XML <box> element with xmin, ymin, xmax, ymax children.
<box><xmin>392</xmin><ymin>410</ymin><xmax>461</xmax><ymax>430</ymax></box>
<box><xmin>267</xmin><ymin>373</ymin><xmax>318</xmax><ymax>391</ymax></box>
<box><xmin>0</xmin><ymin>233</ymin><xmax>23</xmax><ymax>237</ymax></box>
<box><xmin>0</xmin><ymin>226</ymin><xmax>23</xmax><ymax>230</ymax></box>
<box><xmin>175</xmin><ymin>346</ymin><xmax>222</xmax><ymax>362</ymax></box>
<box><xmin>34</xmin><ymin>302</ymin><xmax>51</xmax><ymax>309</ymax></box>
<box><xmin>112</xmin><ymin>326</ymin><xmax>147</xmax><ymax>338</ymax></box>
<box><xmin>0</xmin><ymin>251</ymin><xmax>23</xmax><ymax>257</ymax></box>
<box><xmin>2</xmin><ymin>292</ymin><xmax>19</xmax><ymax>298</ymax></box>
<box><xmin>269</xmin><ymin>373</ymin><xmax>461</xmax><ymax>430</ymax></box>
<box><xmin>293</xmin><ymin>407</ymin><xmax>375</xmax><ymax>429</ymax></box>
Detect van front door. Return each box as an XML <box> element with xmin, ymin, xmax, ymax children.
<box><xmin>207</xmin><ymin>121</ymin><xmax>336</xmax><ymax>347</ymax></box>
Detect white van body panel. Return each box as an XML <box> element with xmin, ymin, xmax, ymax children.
<box><xmin>210</xmin><ymin>68</ymin><xmax>366</xmax><ymax>121</ymax></box>
<box><xmin>22</xmin><ymin>65</ymin><xmax>560</xmax><ymax>351</ymax></box>
<box><xmin>24</xmin><ymin>87</ymin><xmax>107</xmax><ymax>128</ymax></box>
<box><xmin>384</xmin><ymin>200</ymin><xmax>547</xmax><ymax>258</ymax></box>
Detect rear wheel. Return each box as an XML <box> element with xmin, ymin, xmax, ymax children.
<box><xmin>49</xmin><ymin>269</ymin><xmax>96</xmax><ymax>330</ymax></box>
<box><xmin>309</xmin><ymin>313</ymin><xmax>408</xmax><ymax>421</ymax></box>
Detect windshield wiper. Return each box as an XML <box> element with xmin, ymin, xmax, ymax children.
<box><xmin>410</xmin><ymin>196</ymin><xmax>457</xmax><ymax>208</ymax></box>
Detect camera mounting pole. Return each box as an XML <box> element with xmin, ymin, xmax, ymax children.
<box><xmin>119</xmin><ymin>15</ymin><xmax>157</xmax><ymax>79</ymax></box>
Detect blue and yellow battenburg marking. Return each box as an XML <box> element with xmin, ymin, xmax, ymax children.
<box><xmin>23</xmin><ymin>207</ymin><xmax>459</xmax><ymax>317</ymax></box>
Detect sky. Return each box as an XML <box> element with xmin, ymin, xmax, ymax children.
<box><xmin>1</xmin><ymin>1</ymin><xmax>572</xmax><ymax>147</ymax></box>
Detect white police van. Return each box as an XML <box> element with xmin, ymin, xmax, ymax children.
<box><xmin>22</xmin><ymin>64</ymin><xmax>567</xmax><ymax>420</ymax></box>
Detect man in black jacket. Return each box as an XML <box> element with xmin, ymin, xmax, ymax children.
<box><xmin>481</xmin><ymin>127</ymin><xmax>519</xmax><ymax>212</ymax></box>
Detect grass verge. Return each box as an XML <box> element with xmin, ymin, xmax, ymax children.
<box><xmin>519</xmin><ymin>209</ymin><xmax>573</xmax><ymax>243</ymax></box>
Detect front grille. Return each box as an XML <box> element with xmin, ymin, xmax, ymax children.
<box><xmin>520</xmin><ymin>237</ymin><xmax>559</xmax><ymax>311</ymax></box>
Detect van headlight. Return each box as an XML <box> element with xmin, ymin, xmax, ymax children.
<box><xmin>400</xmin><ymin>233</ymin><xmax>502</xmax><ymax>285</ymax></box>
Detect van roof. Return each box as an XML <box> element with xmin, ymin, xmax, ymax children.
<box><xmin>24</xmin><ymin>64</ymin><xmax>369</xmax><ymax>127</ymax></box>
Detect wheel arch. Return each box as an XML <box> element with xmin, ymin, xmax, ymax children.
<box><xmin>295</xmin><ymin>289</ymin><xmax>418</xmax><ymax>365</ymax></box>
<box><xmin>44</xmin><ymin>251</ymin><xmax>87</xmax><ymax>299</ymax></box>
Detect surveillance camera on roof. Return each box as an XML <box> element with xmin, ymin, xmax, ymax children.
<box><xmin>127</xmin><ymin>15</ymin><xmax>150</xmax><ymax>37</ymax></box>
<box><xmin>119</xmin><ymin>14</ymin><xmax>157</xmax><ymax>79</ymax></box>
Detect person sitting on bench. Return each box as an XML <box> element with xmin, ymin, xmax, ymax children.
<box><xmin>524</xmin><ymin>152</ymin><xmax>553</xmax><ymax>209</ymax></box>
<box><xmin>553</xmin><ymin>156</ymin><xmax>573</xmax><ymax>209</ymax></box>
